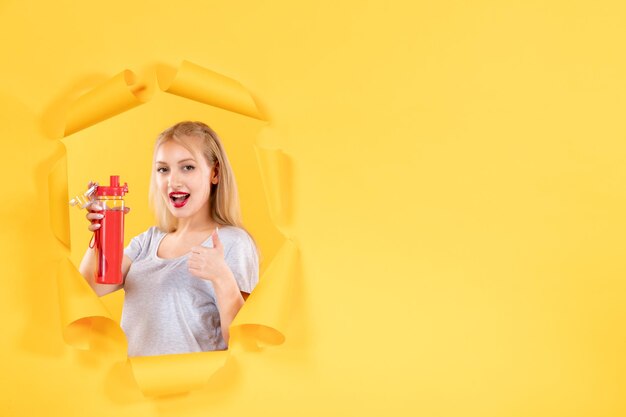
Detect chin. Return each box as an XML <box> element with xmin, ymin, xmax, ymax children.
<box><xmin>169</xmin><ymin>209</ymin><xmax>190</xmax><ymax>218</ymax></box>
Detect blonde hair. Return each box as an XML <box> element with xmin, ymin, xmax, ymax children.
<box><xmin>149</xmin><ymin>121</ymin><xmax>252</xmax><ymax>242</ymax></box>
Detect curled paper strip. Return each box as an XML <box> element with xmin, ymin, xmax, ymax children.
<box><xmin>157</xmin><ymin>60</ymin><xmax>263</xmax><ymax>120</ymax></box>
<box><xmin>56</xmin><ymin>257</ymin><xmax>126</xmax><ymax>353</ymax></box>
<box><xmin>64</xmin><ymin>70</ymin><xmax>147</xmax><ymax>136</ymax></box>
<box><xmin>254</xmin><ymin>146</ymin><xmax>294</xmax><ymax>235</ymax></box>
<box><xmin>230</xmin><ymin>239</ymin><xmax>298</xmax><ymax>349</ymax></box>
<box><xmin>128</xmin><ymin>351</ymin><xmax>229</xmax><ymax>397</ymax></box>
<box><xmin>48</xmin><ymin>146</ymin><xmax>70</xmax><ymax>249</ymax></box>
<box><xmin>51</xmin><ymin>60</ymin><xmax>296</xmax><ymax>397</ymax></box>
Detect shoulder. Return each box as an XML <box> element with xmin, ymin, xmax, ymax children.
<box><xmin>216</xmin><ymin>226</ymin><xmax>259</xmax><ymax>291</ymax></box>
<box><xmin>215</xmin><ymin>226</ymin><xmax>257</xmax><ymax>256</ymax></box>
<box><xmin>217</xmin><ymin>225</ymin><xmax>251</xmax><ymax>242</ymax></box>
<box><xmin>132</xmin><ymin>226</ymin><xmax>164</xmax><ymax>242</ymax></box>
<box><xmin>125</xmin><ymin>226</ymin><xmax>164</xmax><ymax>261</ymax></box>
<box><xmin>127</xmin><ymin>226</ymin><xmax>165</xmax><ymax>250</ymax></box>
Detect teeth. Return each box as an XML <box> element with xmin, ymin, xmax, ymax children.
<box><xmin>170</xmin><ymin>193</ymin><xmax>190</xmax><ymax>203</ymax></box>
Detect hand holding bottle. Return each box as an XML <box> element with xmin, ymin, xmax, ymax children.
<box><xmin>71</xmin><ymin>176</ymin><xmax>130</xmax><ymax>285</ymax></box>
<box><xmin>82</xmin><ymin>182</ymin><xmax>129</xmax><ymax>232</ymax></box>
<box><xmin>84</xmin><ymin>181</ymin><xmax>104</xmax><ymax>231</ymax></box>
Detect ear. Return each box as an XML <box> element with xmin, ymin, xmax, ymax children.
<box><xmin>210</xmin><ymin>162</ymin><xmax>219</xmax><ymax>184</ymax></box>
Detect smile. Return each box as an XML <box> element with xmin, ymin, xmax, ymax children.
<box><xmin>169</xmin><ymin>192</ymin><xmax>190</xmax><ymax>208</ymax></box>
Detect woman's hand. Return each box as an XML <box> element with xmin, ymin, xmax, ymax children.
<box><xmin>84</xmin><ymin>182</ymin><xmax>130</xmax><ymax>232</ymax></box>
<box><xmin>188</xmin><ymin>230</ymin><xmax>232</xmax><ymax>283</ymax></box>
<box><xmin>81</xmin><ymin>181</ymin><xmax>102</xmax><ymax>231</ymax></box>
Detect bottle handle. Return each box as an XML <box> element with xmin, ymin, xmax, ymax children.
<box><xmin>89</xmin><ymin>228</ymin><xmax>101</xmax><ymax>251</ymax></box>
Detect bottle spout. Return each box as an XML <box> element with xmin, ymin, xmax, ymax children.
<box><xmin>69</xmin><ymin>183</ymin><xmax>98</xmax><ymax>209</ymax></box>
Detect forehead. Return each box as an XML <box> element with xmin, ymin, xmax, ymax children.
<box><xmin>155</xmin><ymin>136</ymin><xmax>204</xmax><ymax>162</ymax></box>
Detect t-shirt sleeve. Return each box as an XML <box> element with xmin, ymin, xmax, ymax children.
<box><xmin>224</xmin><ymin>232</ymin><xmax>259</xmax><ymax>294</ymax></box>
<box><xmin>124</xmin><ymin>228</ymin><xmax>151</xmax><ymax>261</ymax></box>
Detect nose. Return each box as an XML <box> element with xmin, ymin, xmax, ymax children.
<box><xmin>168</xmin><ymin>169</ymin><xmax>183</xmax><ymax>189</ymax></box>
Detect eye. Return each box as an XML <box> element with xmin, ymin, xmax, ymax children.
<box><xmin>182</xmin><ymin>165</ymin><xmax>195</xmax><ymax>171</ymax></box>
<box><xmin>156</xmin><ymin>167</ymin><xmax>168</xmax><ymax>173</ymax></box>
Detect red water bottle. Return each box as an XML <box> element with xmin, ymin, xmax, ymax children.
<box><xmin>91</xmin><ymin>176</ymin><xmax>129</xmax><ymax>284</ymax></box>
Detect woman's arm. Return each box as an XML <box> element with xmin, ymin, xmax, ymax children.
<box><xmin>211</xmin><ymin>269</ymin><xmax>246</xmax><ymax>343</ymax></box>
<box><xmin>79</xmin><ymin>248</ymin><xmax>130</xmax><ymax>297</ymax></box>
<box><xmin>188</xmin><ymin>230</ymin><xmax>255</xmax><ymax>345</ymax></box>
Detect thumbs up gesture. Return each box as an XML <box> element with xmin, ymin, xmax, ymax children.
<box><xmin>188</xmin><ymin>229</ymin><xmax>230</xmax><ymax>283</ymax></box>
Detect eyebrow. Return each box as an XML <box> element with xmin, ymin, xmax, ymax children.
<box><xmin>155</xmin><ymin>158</ymin><xmax>196</xmax><ymax>164</ymax></box>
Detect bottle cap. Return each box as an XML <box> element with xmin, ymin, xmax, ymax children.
<box><xmin>96</xmin><ymin>175</ymin><xmax>129</xmax><ymax>197</ymax></box>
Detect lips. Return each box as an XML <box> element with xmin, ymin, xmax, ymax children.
<box><xmin>169</xmin><ymin>192</ymin><xmax>190</xmax><ymax>208</ymax></box>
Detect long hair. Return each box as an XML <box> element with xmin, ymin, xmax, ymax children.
<box><xmin>148</xmin><ymin>121</ymin><xmax>253</xmax><ymax>244</ymax></box>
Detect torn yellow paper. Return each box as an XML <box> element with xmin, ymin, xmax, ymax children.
<box><xmin>64</xmin><ymin>70</ymin><xmax>147</xmax><ymax>136</ymax></box>
<box><xmin>157</xmin><ymin>60</ymin><xmax>262</xmax><ymax>120</ymax></box>
<box><xmin>48</xmin><ymin>147</ymin><xmax>70</xmax><ymax>249</ymax></box>
<box><xmin>56</xmin><ymin>257</ymin><xmax>126</xmax><ymax>352</ymax></box>
<box><xmin>254</xmin><ymin>146</ymin><xmax>294</xmax><ymax>235</ymax></box>
<box><xmin>231</xmin><ymin>239</ymin><xmax>298</xmax><ymax>349</ymax></box>
<box><xmin>128</xmin><ymin>351</ymin><xmax>229</xmax><ymax>397</ymax></box>
<box><xmin>54</xmin><ymin>60</ymin><xmax>294</xmax><ymax>397</ymax></box>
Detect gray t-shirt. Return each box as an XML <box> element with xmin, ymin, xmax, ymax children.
<box><xmin>121</xmin><ymin>225</ymin><xmax>259</xmax><ymax>357</ymax></box>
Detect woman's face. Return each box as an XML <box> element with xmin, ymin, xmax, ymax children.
<box><xmin>154</xmin><ymin>137</ymin><xmax>217</xmax><ymax>220</ymax></box>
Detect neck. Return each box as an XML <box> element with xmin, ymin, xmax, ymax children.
<box><xmin>174</xmin><ymin>218</ymin><xmax>217</xmax><ymax>235</ymax></box>
<box><xmin>173</xmin><ymin>203</ymin><xmax>217</xmax><ymax>235</ymax></box>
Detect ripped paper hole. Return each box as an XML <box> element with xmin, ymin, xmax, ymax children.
<box><xmin>49</xmin><ymin>60</ymin><xmax>298</xmax><ymax>397</ymax></box>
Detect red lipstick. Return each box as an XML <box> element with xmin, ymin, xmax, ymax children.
<box><xmin>169</xmin><ymin>192</ymin><xmax>190</xmax><ymax>208</ymax></box>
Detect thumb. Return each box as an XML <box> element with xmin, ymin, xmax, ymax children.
<box><xmin>212</xmin><ymin>227</ymin><xmax>222</xmax><ymax>249</ymax></box>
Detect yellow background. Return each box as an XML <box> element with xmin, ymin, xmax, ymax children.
<box><xmin>1</xmin><ymin>1</ymin><xmax>625</xmax><ymax>416</ymax></box>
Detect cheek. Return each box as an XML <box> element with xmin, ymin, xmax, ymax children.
<box><xmin>193</xmin><ymin>170</ymin><xmax>211</xmax><ymax>191</ymax></box>
<box><xmin>155</xmin><ymin>177</ymin><xmax>167</xmax><ymax>192</ymax></box>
